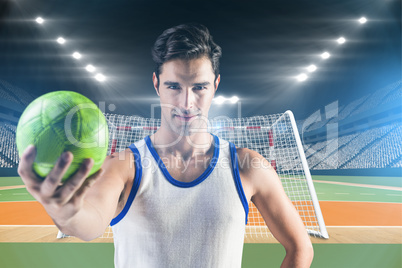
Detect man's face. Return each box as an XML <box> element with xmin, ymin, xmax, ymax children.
<box><xmin>153</xmin><ymin>57</ymin><xmax>220</xmax><ymax>137</ymax></box>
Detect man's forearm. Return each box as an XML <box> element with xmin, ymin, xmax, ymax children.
<box><xmin>280</xmin><ymin>247</ymin><xmax>314</xmax><ymax>268</ymax></box>
<box><xmin>53</xmin><ymin>200</ymin><xmax>109</xmax><ymax>241</ymax></box>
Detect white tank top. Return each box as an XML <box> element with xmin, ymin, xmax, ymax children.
<box><xmin>111</xmin><ymin>134</ymin><xmax>249</xmax><ymax>268</ymax></box>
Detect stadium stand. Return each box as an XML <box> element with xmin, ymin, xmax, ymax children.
<box><xmin>0</xmin><ymin>86</ymin><xmax>19</xmax><ymax>104</ymax></box>
<box><xmin>0</xmin><ymin>122</ymin><xmax>18</xmax><ymax>168</ymax></box>
<box><xmin>0</xmin><ymin>80</ymin><xmax>35</xmax><ymax>106</ymax></box>
<box><xmin>328</xmin><ymin>95</ymin><xmax>369</xmax><ymax>123</ymax></box>
<box><xmin>348</xmin><ymin>81</ymin><xmax>401</xmax><ymax>118</ymax></box>
<box><xmin>307</xmin><ymin>124</ymin><xmax>400</xmax><ymax>169</ymax></box>
<box><xmin>311</xmin><ymin>133</ymin><xmax>359</xmax><ymax>170</ymax></box>
<box><xmin>392</xmin><ymin>159</ymin><xmax>402</xmax><ymax>168</ymax></box>
<box><xmin>381</xmin><ymin>80</ymin><xmax>402</xmax><ymax>105</ymax></box>
<box><xmin>342</xmin><ymin>123</ymin><xmax>402</xmax><ymax>169</ymax></box>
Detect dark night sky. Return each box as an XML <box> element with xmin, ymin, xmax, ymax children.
<box><xmin>0</xmin><ymin>0</ymin><xmax>400</xmax><ymax>120</ymax></box>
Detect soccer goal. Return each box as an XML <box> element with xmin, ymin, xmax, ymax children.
<box><xmin>57</xmin><ymin>110</ymin><xmax>328</xmax><ymax>240</ymax></box>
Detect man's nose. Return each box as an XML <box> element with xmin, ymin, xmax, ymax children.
<box><xmin>180</xmin><ymin>88</ymin><xmax>195</xmax><ymax>111</ymax></box>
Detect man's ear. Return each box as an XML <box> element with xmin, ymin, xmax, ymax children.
<box><xmin>153</xmin><ymin>72</ymin><xmax>160</xmax><ymax>96</ymax></box>
<box><xmin>214</xmin><ymin>74</ymin><xmax>221</xmax><ymax>92</ymax></box>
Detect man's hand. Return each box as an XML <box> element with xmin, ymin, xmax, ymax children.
<box><xmin>17</xmin><ymin>145</ymin><xmax>103</xmax><ymax>227</ymax></box>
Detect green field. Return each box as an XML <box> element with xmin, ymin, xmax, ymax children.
<box><xmin>0</xmin><ymin>243</ymin><xmax>400</xmax><ymax>268</ymax></box>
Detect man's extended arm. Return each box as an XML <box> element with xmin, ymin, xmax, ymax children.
<box><xmin>18</xmin><ymin>146</ymin><xmax>133</xmax><ymax>241</ymax></box>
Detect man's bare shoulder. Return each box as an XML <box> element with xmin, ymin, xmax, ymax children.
<box><xmin>101</xmin><ymin>148</ymin><xmax>135</xmax><ymax>184</ymax></box>
<box><xmin>235</xmin><ymin>147</ymin><xmax>273</xmax><ymax>174</ymax></box>
<box><xmin>235</xmin><ymin>146</ymin><xmax>277</xmax><ymax>201</ymax></box>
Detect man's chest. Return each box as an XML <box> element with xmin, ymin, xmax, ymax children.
<box><xmin>162</xmin><ymin>156</ymin><xmax>212</xmax><ymax>183</ymax></box>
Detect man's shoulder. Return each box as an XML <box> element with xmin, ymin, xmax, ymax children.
<box><xmin>234</xmin><ymin>146</ymin><xmax>271</xmax><ymax>174</ymax></box>
<box><xmin>102</xmin><ymin>148</ymin><xmax>135</xmax><ymax>182</ymax></box>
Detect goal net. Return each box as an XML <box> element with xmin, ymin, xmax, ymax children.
<box><xmin>57</xmin><ymin>110</ymin><xmax>328</xmax><ymax>240</ymax></box>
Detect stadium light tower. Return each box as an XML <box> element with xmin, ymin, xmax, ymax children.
<box><xmin>296</xmin><ymin>73</ymin><xmax>308</xmax><ymax>82</ymax></box>
<box><xmin>57</xmin><ymin>37</ymin><xmax>66</xmax><ymax>44</ymax></box>
<box><xmin>213</xmin><ymin>96</ymin><xmax>240</xmax><ymax>104</ymax></box>
<box><xmin>86</xmin><ymin>64</ymin><xmax>96</xmax><ymax>73</ymax></box>
<box><xmin>358</xmin><ymin>17</ymin><xmax>367</xmax><ymax>24</ymax></box>
<box><xmin>72</xmin><ymin>52</ymin><xmax>82</xmax><ymax>59</ymax></box>
<box><xmin>307</xmin><ymin>65</ymin><xmax>317</xmax><ymax>72</ymax></box>
<box><xmin>321</xmin><ymin>52</ymin><xmax>331</xmax><ymax>59</ymax></box>
<box><xmin>35</xmin><ymin>17</ymin><xmax>44</xmax><ymax>24</ymax></box>
<box><xmin>337</xmin><ymin>37</ymin><xmax>346</xmax><ymax>44</ymax></box>
<box><xmin>95</xmin><ymin>73</ymin><xmax>106</xmax><ymax>82</ymax></box>
<box><xmin>230</xmin><ymin>96</ymin><xmax>239</xmax><ymax>104</ymax></box>
<box><xmin>214</xmin><ymin>96</ymin><xmax>225</xmax><ymax>105</ymax></box>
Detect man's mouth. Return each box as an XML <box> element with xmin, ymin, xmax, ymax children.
<box><xmin>175</xmin><ymin>115</ymin><xmax>197</xmax><ymax>121</ymax></box>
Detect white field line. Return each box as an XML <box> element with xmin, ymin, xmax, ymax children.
<box><xmin>317</xmin><ymin>200</ymin><xmax>402</xmax><ymax>204</ymax></box>
<box><xmin>313</xmin><ymin>180</ymin><xmax>402</xmax><ymax>191</ymax></box>
<box><xmin>0</xmin><ymin>200</ymin><xmax>37</xmax><ymax>203</ymax></box>
<box><xmin>326</xmin><ymin>226</ymin><xmax>402</xmax><ymax>228</ymax></box>
<box><xmin>0</xmin><ymin>185</ymin><xmax>26</xmax><ymax>191</ymax></box>
<box><xmin>0</xmin><ymin>225</ymin><xmax>56</xmax><ymax>227</ymax></box>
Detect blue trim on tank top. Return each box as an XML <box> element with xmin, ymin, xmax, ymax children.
<box><xmin>110</xmin><ymin>143</ymin><xmax>142</xmax><ymax>226</ymax></box>
<box><xmin>229</xmin><ymin>142</ymin><xmax>249</xmax><ymax>225</ymax></box>
<box><xmin>144</xmin><ymin>134</ymin><xmax>219</xmax><ymax>188</ymax></box>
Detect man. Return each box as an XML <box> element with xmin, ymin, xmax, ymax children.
<box><xmin>18</xmin><ymin>23</ymin><xmax>313</xmax><ymax>267</ymax></box>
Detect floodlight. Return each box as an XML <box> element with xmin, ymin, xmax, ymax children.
<box><xmin>296</xmin><ymin>73</ymin><xmax>308</xmax><ymax>82</ymax></box>
<box><xmin>337</xmin><ymin>37</ymin><xmax>346</xmax><ymax>44</ymax></box>
<box><xmin>35</xmin><ymin>17</ymin><xmax>44</xmax><ymax>24</ymax></box>
<box><xmin>321</xmin><ymin>52</ymin><xmax>330</xmax><ymax>59</ymax></box>
<box><xmin>214</xmin><ymin>96</ymin><xmax>225</xmax><ymax>104</ymax></box>
<box><xmin>95</xmin><ymin>73</ymin><xmax>106</xmax><ymax>82</ymax></box>
<box><xmin>57</xmin><ymin>37</ymin><xmax>65</xmax><ymax>44</ymax></box>
<box><xmin>307</xmin><ymin>65</ymin><xmax>317</xmax><ymax>72</ymax></box>
<box><xmin>86</xmin><ymin>64</ymin><xmax>96</xmax><ymax>73</ymax></box>
<box><xmin>72</xmin><ymin>52</ymin><xmax>81</xmax><ymax>59</ymax></box>
<box><xmin>230</xmin><ymin>96</ymin><xmax>239</xmax><ymax>103</ymax></box>
<box><xmin>358</xmin><ymin>17</ymin><xmax>367</xmax><ymax>24</ymax></box>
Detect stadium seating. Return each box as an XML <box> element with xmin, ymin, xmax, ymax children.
<box><xmin>0</xmin><ymin>123</ymin><xmax>19</xmax><ymax>167</ymax></box>
<box><xmin>349</xmin><ymin>81</ymin><xmax>400</xmax><ymax>118</ymax></box>
<box><xmin>0</xmin><ymin>80</ymin><xmax>35</xmax><ymax>106</ymax></box>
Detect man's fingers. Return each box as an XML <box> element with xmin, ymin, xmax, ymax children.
<box><xmin>56</xmin><ymin>158</ymin><xmax>94</xmax><ymax>203</ymax></box>
<box><xmin>41</xmin><ymin>152</ymin><xmax>73</xmax><ymax>196</ymax></box>
<box><xmin>18</xmin><ymin>145</ymin><xmax>41</xmax><ymax>186</ymax></box>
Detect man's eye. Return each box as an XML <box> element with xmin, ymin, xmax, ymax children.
<box><xmin>194</xmin><ymin>86</ymin><xmax>205</xmax><ymax>90</ymax></box>
<box><xmin>168</xmin><ymin>86</ymin><xmax>180</xmax><ymax>90</ymax></box>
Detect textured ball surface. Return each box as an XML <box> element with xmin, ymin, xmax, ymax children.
<box><xmin>16</xmin><ymin>91</ymin><xmax>109</xmax><ymax>182</ymax></box>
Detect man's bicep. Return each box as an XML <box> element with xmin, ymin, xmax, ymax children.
<box><xmin>251</xmin><ymin>161</ymin><xmax>309</xmax><ymax>250</ymax></box>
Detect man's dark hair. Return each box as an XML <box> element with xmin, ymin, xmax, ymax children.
<box><xmin>152</xmin><ymin>23</ymin><xmax>222</xmax><ymax>83</ymax></box>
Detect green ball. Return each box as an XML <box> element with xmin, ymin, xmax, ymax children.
<box><xmin>16</xmin><ymin>91</ymin><xmax>109</xmax><ymax>182</ymax></box>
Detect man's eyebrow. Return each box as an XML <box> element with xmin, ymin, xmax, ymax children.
<box><xmin>164</xmin><ymin>81</ymin><xmax>180</xmax><ymax>86</ymax></box>
<box><xmin>193</xmin><ymin>82</ymin><xmax>210</xmax><ymax>86</ymax></box>
<box><xmin>163</xmin><ymin>81</ymin><xmax>211</xmax><ymax>87</ymax></box>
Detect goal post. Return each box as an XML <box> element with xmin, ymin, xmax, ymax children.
<box><xmin>57</xmin><ymin>111</ymin><xmax>329</xmax><ymax>240</ymax></box>
<box><xmin>283</xmin><ymin>110</ymin><xmax>328</xmax><ymax>238</ymax></box>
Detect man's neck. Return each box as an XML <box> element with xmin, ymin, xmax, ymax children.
<box><xmin>150</xmin><ymin>127</ymin><xmax>214</xmax><ymax>161</ymax></box>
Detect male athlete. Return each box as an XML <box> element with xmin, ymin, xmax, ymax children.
<box><xmin>18</xmin><ymin>23</ymin><xmax>313</xmax><ymax>267</ymax></box>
